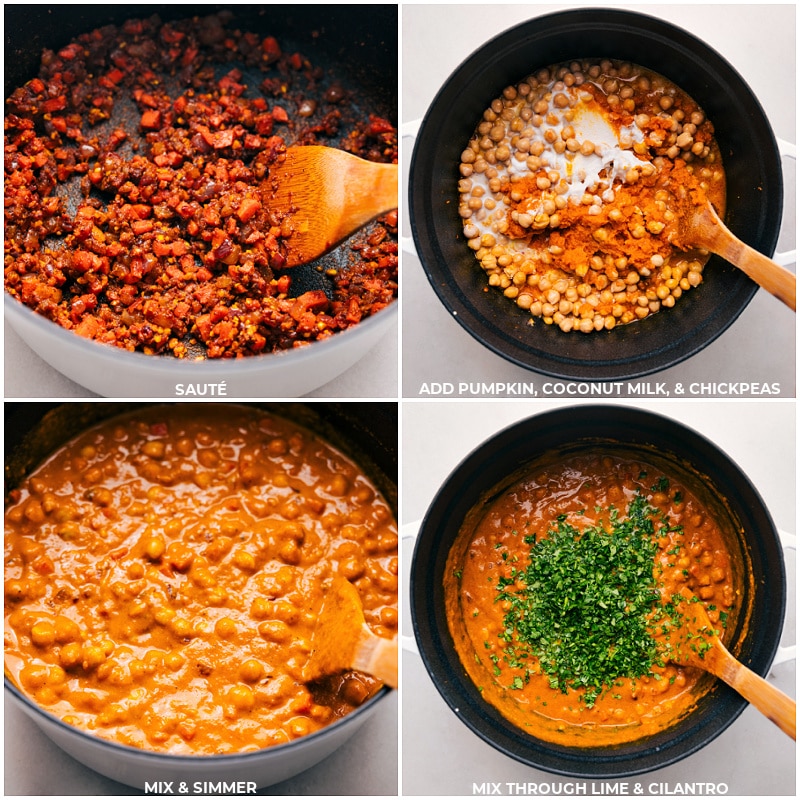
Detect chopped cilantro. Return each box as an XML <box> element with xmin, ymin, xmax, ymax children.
<box><xmin>652</xmin><ymin>476</ymin><xmax>670</xmax><ymax>493</ymax></box>
<box><xmin>495</xmin><ymin>493</ymin><xmax>672</xmax><ymax>707</ymax></box>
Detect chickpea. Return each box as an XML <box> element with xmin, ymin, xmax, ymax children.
<box><xmin>233</xmin><ymin>549</ymin><xmax>257</xmax><ymax>572</ymax></box>
<box><xmin>5</xmin><ymin>579</ymin><xmax>28</xmax><ymax>602</ymax></box>
<box><xmin>289</xmin><ymin>717</ymin><xmax>311</xmax><ymax>738</ymax></box>
<box><xmin>279</xmin><ymin>540</ymin><xmax>301</xmax><ymax>565</ymax></box>
<box><xmin>167</xmin><ymin>542</ymin><xmax>194</xmax><ymax>572</ymax></box>
<box><xmin>171</xmin><ymin>617</ymin><xmax>194</xmax><ymax>638</ymax></box>
<box><xmin>31</xmin><ymin>620</ymin><xmax>56</xmax><ymax>648</ymax></box>
<box><xmin>24</xmin><ymin>499</ymin><xmax>45</xmax><ymax>524</ymax></box>
<box><xmin>228</xmin><ymin>685</ymin><xmax>255</xmax><ymax>712</ymax></box>
<box><xmin>143</xmin><ymin>534</ymin><xmax>166</xmax><ymax>561</ymax></box>
<box><xmin>165</xmin><ymin>652</ymin><xmax>185</xmax><ymax>672</ymax></box>
<box><xmin>240</xmin><ymin>659</ymin><xmax>265</xmax><ymax>683</ymax></box>
<box><xmin>215</xmin><ymin>617</ymin><xmax>237</xmax><ymax>640</ymax></box>
<box><xmin>59</xmin><ymin>642</ymin><xmax>83</xmax><ymax>670</ymax></box>
<box><xmin>54</xmin><ymin>616</ymin><xmax>81</xmax><ymax>643</ymax></box>
<box><xmin>380</xmin><ymin>607</ymin><xmax>399</xmax><ymax>628</ymax></box>
<box><xmin>142</xmin><ymin>440</ymin><xmax>166</xmax><ymax>459</ymax></box>
<box><xmin>259</xmin><ymin>620</ymin><xmax>291</xmax><ymax>643</ymax></box>
<box><xmin>81</xmin><ymin>643</ymin><xmax>107</xmax><ymax>670</ymax></box>
<box><xmin>20</xmin><ymin>664</ymin><xmax>50</xmax><ymax>691</ymax></box>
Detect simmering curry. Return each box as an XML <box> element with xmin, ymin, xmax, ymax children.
<box><xmin>444</xmin><ymin>449</ymin><xmax>742</xmax><ymax>747</ymax></box>
<box><xmin>5</xmin><ymin>405</ymin><xmax>397</xmax><ymax>754</ymax></box>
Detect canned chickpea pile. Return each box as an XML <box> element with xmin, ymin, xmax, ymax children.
<box><xmin>458</xmin><ymin>59</ymin><xmax>726</xmax><ymax>332</ymax></box>
<box><xmin>4</xmin><ymin>405</ymin><xmax>397</xmax><ymax>754</ymax></box>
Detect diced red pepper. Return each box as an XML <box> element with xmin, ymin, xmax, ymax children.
<box><xmin>42</xmin><ymin>96</ymin><xmax>67</xmax><ymax>113</ymax></box>
<box><xmin>58</xmin><ymin>43</ymin><xmax>82</xmax><ymax>61</ymax></box>
<box><xmin>368</xmin><ymin>115</ymin><xmax>396</xmax><ymax>135</ymax></box>
<box><xmin>161</xmin><ymin>26</ymin><xmax>185</xmax><ymax>45</ymax></box>
<box><xmin>289</xmin><ymin>290</ymin><xmax>329</xmax><ymax>321</ymax></box>
<box><xmin>254</xmin><ymin>114</ymin><xmax>273</xmax><ymax>136</ymax></box>
<box><xmin>49</xmin><ymin>116</ymin><xmax>68</xmax><ymax>133</ymax></box>
<box><xmin>122</xmin><ymin>18</ymin><xmax>144</xmax><ymax>35</ymax></box>
<box><xmin>71</xmin><ymin>250</ymin><xmax>98</xmax><ymax>273</ymax></box>
<box><xmin>236</xmin><ymin>197</ymin><xmax>261</xmax><ymax>222</ymax></box>
<box><xmin>131</xmin><ymin>219</ymin><xmax>154</xmax><ymax>235</ymax></box>
<box><xmin>140</xmin><ymin>109</ymin><xmax>162</xmax><ymax>130</ymax></box>
<box><xmin>181</xmin><ymin>46</ymin><xmax>199</xmax><ymax>67</ymax></box>
<box><xmin>74</xmin><ymin>316</ymin><xmax>103</xmax><ymax>339</ymax></box>
<box><xmin>261</xmin><ymin>36</ymin><xmax>281</xmax><ymax>62</ymax></box>
<box><xmin>211</xmin><ymin>129</ymin><xmax>234</xmax><ymax>149</ymax></box>
<box><xmin>152</xmin><ymin>239</ymin><xmax>172</xmax><ymax>257</ymax></box>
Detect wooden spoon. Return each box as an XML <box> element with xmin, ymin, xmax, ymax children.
<box><xmin>304</xmin><ymin>574</ymin><xmax>398</xmax><ymax>688</ymax></box>
<box><xmin>266</xmin><ymin>145</ymin><xmax>398</xmax><ymax>268</ymax></box>
<box><xmin>680</xmin><ymin>199</ymin><xmax>796</xmax><ymax>311</ymax></box>
<box><xmin>665</xmin><ymin>587</ymin><xmax>795</xmax><ymax>739</ymax></box>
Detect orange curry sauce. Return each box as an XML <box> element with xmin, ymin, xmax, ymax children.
<box><xmin>445</xmin><ymin>451</ymin><xmax>741</xmax><ymax>747</ymax></box>
<box><xmin>5</xmin><ymin>405</ymin><xmax>397</xmax><ymax>754</ymax></box>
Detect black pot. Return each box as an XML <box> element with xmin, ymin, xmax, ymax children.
<box><xmin>408</xmin><ymin>8</ymin><xmax>783</xmax><ymax>380</ymax></box>
<box><xmin>410</xmin><ymin>405</ymin><xmax>786</xmax><ymax>778</ymax></box>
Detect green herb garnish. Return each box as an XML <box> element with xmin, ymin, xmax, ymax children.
<box><xmin>495</xmin><ymin>494</ymin><xmax>671</xmax><ymax>707</ymax></box>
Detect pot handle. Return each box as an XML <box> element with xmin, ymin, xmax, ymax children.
<box><xmin>402</xmin><ymin>119</ymin><xmax>422</xmax><ymax>139</ymax></box>
<box><xmin>401</xmin><ymin>119</ymin><xmax>423</xmax><ymax>260</ymax></box>
<box><xmin>773</xmin><ymin>138</ymin><xmax>796</xmax><ymax>268</ymax></box>
<box><xmin>770</xmin><ymin>528</ymin><xmax>797</xmax><ymax>670</ymax></box>
<box><xmin>401</xmin><ymin>521</ymin><xmax>421</xmax><ymax>655</ymax></box>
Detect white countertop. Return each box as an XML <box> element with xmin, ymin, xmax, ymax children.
<box><xmin>401</xmin><ymin>400</ymin><xmax>796</xmax><ymax>795</ymax></box>
<box><xmin>401</xmin><ymin>3</ymin><xmax>796</xmax><ymax>398</ymax></box>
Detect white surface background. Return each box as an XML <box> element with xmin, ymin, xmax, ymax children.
<box><xmin>401</xmin><ymin>399</ymin><xmax>796</xmax><ymax>796</ymax></box>
<box><xmin>402</xmin><ymin>3</ymin><xmax>796</xmax><ymax>398</ymax></box>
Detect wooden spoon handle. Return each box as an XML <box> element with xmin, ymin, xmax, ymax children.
<box><xmin>711</xmin><ymin>227</ymin><xmax>796</xmax><ymax>311</ymax></box>
<box><xmin>354</xmin><ymin>634</ymin><xmax>398</xmax><ymax>689</ymax></box>
<box><xmin>725</xmin><ymin>659</ymin><xmax>796</xmax><ymax>739</ymax></box>
<box><xmin>336</xmin><ymin>160</ymin><xmax>398</xmax><ymax>240</ymax></box>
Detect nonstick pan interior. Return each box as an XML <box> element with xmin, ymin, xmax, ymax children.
<box><xmin>409</xmin><ymin>9</ymin><xmax>783</xmax><ymax>381</ymax></box>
